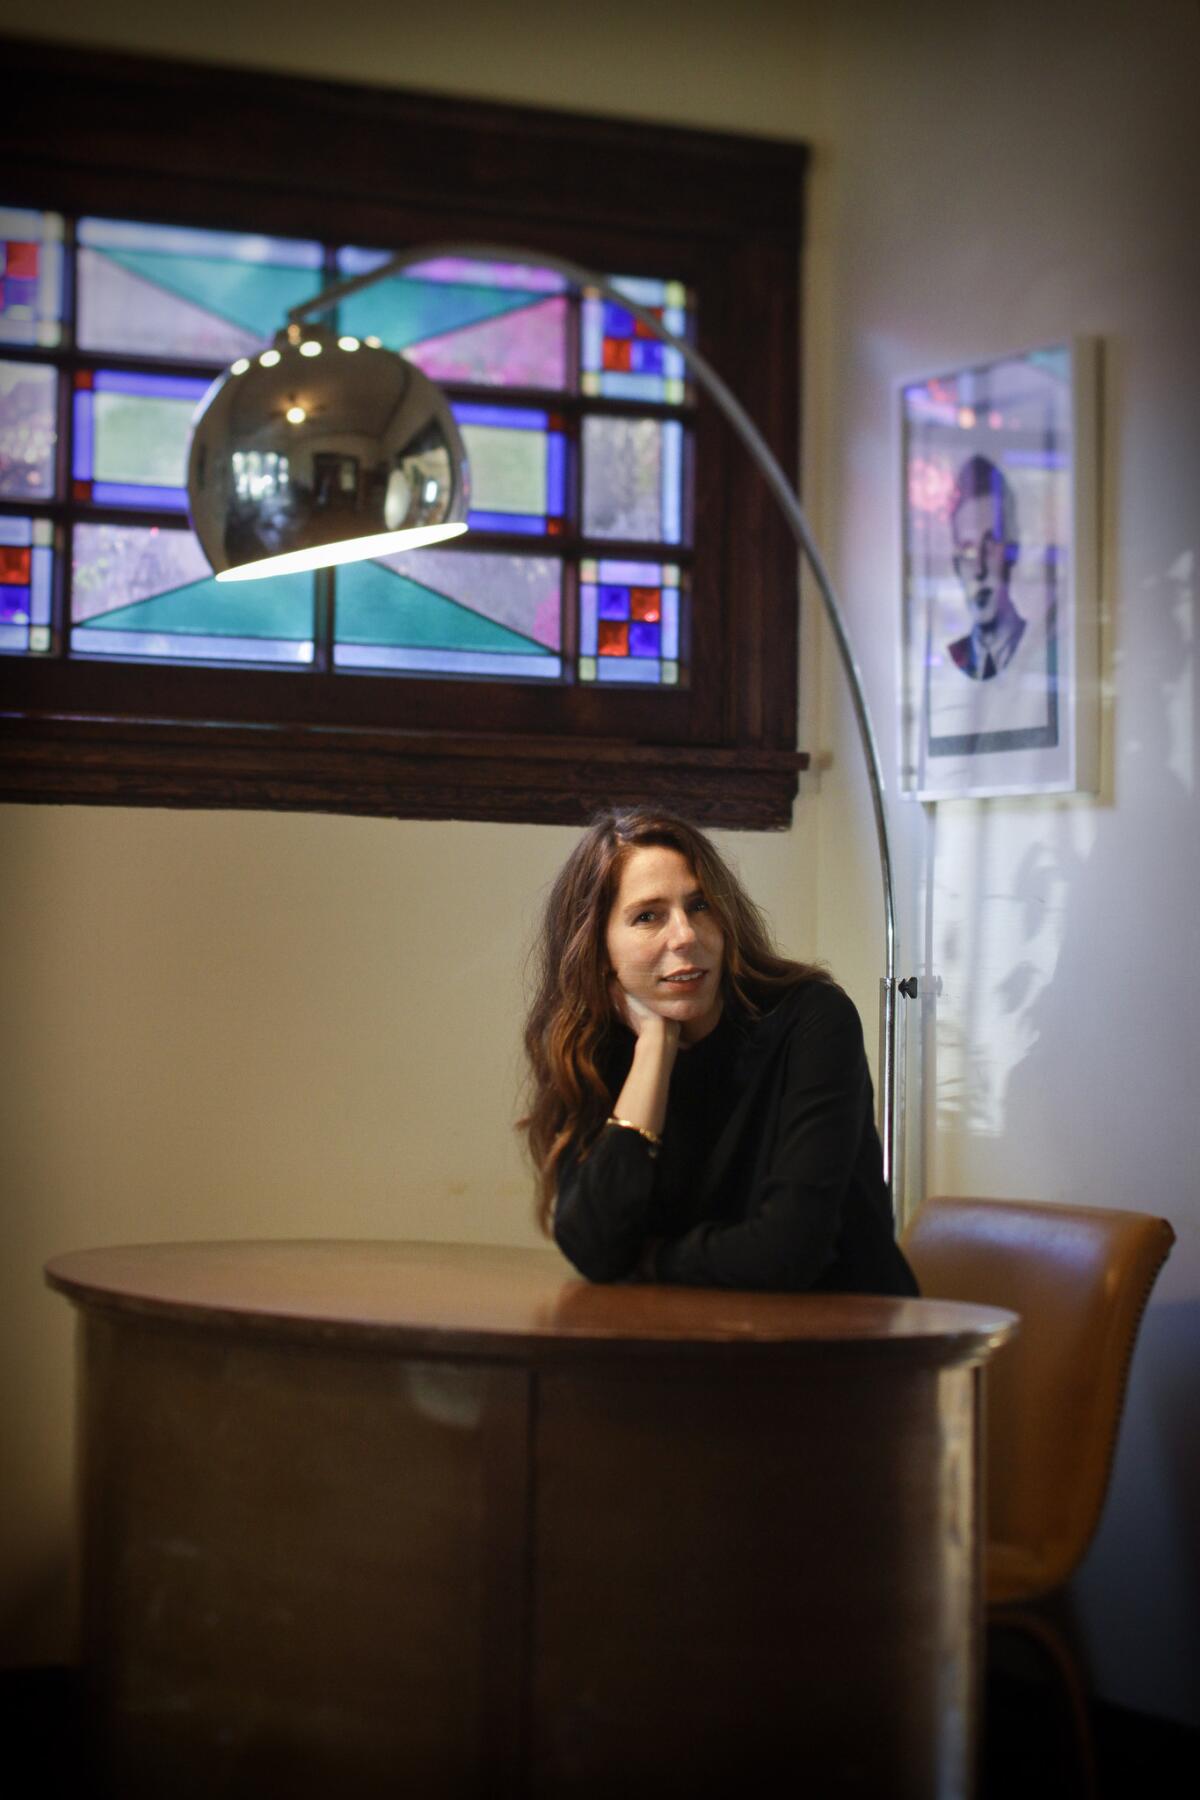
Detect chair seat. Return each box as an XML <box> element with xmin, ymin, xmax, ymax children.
<box><xmin>986</xmin><ymin>1540</ymin><xmax>1060</xmax><ymax>1606</ymax></box>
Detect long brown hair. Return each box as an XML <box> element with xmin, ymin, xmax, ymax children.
<box><xmin>519</xmin><ymin>807</ymin><xmax>830</xmax><ymax>1233</ymax></box>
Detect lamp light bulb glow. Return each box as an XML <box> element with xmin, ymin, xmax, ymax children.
<box><xmin>285</xmin><ymin>405</ymin><xmax>307</xmax><ymax>424</ymax></box>
<box><xmin>259</xmin><ymin>349</ymin><xmax>281</xmax><ymax>367</ymax></box>
<box><xmin>299</xmin><ymin>340</ymin><xmax>322</xmax><ymax>357</ymax></box>
<box><xmin>230</xmin><ymin>358</ymin><xmax>250</xmax><ymax>375</ymax></box>
<box><xmin>365</xmin><ymin>336</ymin><xmax>382</xmax><ymax>348</ymax></box>
<box><xmin>215</xmin><ymin>521</ymin><xmax>469</xmax><ymax>582</ymax></box>
<box><xmin>338</xmin><ymin>336</ymin><xmax>360</xmax><ymax>352</ymax></box>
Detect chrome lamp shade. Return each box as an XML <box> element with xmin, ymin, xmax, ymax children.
<box><xmin>187</xmin><ymin>324</ymin><xmax>470</xmax><ymax>581</ymax></box>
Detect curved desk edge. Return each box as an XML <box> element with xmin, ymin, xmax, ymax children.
<box><xmin>46</xmin><ymin>1239</ymin><xmax>1017</xmax><ymax>1370</ymax></box>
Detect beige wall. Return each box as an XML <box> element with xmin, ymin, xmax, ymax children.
<box><xmin>812</xmin><ymin>0</ymin><xmax>1200</xmax><ymax>1727</ymax></box>
<box><xmin>3</xmin><ymin>0</ymin><xmax>1198</xmax><ymax>1728</ymax></box>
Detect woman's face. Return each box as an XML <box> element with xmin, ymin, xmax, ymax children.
<box><xmin>604</xmin><ymin>845</ymin><xmax>725</xmax><ymax>1041</ymax></box>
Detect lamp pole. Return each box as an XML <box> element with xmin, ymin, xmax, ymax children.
<box><xmin>288</xmin><ymin>246</ymin><xmax>909</xmax><ymax>1211</ymax></box>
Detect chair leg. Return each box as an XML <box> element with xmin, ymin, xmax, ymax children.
<box><xmin>987</xmin><ymin>1606</ymin><xmax>1099</xmax><ymax>1800</ymax></box>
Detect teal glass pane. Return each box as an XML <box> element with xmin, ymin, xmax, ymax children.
<box><xmin>334</xmin><ymin>547</ymin><xmax>561</xmax><ymax>679</ymax></box>
<box><xmin>77</xmin><ymin>218</ymin><xmax>323</xmax><ymax>362</ymax></box>
<box><xmin>0</xmin><ymin>360</ymin><xmax>57</xmax><ymax>499</ymax></box>
<box><xmin>337</xmin><ymin>251</ymin><xmax>568</xmax><ymax>389</ymax></box>
<box><xmin>581</xmin><ymin>416</ymin><xmax>685</xmax><ymax>544</ymax></box>
<box><xmin>580</xmin><ymin>276</ymin><xmax>689</xmax><ymax>403</ymax></box>
<box><xmin>577</xmin><ymin>556</ymin><xmax>681</xmax><ymax>686</ymax></box>
<box><xmin>72</xmin><ymin>522</ymin><xmax>313</xmax><ymax>664</ymax></box>
<box><xmin>0</xmin><ymin>207</ymin><xmax>64</xmax><ymax>347</ymax></box>
<box><xmin>0</xmin><ymin>515</ymin><xmax>53</xmax><ymax>656</ymax></box>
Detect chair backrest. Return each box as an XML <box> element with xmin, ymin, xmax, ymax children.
<box><xmin>902</xmin><ymin>1197</ymin><xmax>1174</xmax><ymax>1604</ymax></box>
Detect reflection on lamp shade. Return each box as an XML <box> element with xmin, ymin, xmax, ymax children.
<box><xmin>187</xmin><ymin>323</ymin><xmax>470</xmax><ymax>581</ymax></box>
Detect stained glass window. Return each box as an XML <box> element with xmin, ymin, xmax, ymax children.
<box><xmin>0</xmin><ymin>515</ymin><xmax>53</xmax><ymax>653</ymax></box>
<box><xmin>582</xmin><ymin>416</ymin><xmax>684</xmax><ymax>543</ymax></box>
<box><xmin>334</xmin><ymin>547</ymin><xmax>561</xmax><ymax>678</ymax></box>
<box><xmin>581</xmin><ymin>278</ymin><xmax>687</xmax><ymax>403</ymax></box>
<box><xmin>1</xmin><ymin>206</ymin><xmax>694</xmax><ymax>689</ymax></box>
<box><xmin>337</xmin><ymin>251</ymin><xmax>569</xmax><ymax>391</ymax></box>
<box><xmin>0</xmin><ymin>360</ymin><xmax>57</xmax><ymax>499</ymax></box>
<box><xmin>455</xmin><ymin>403</ymin><xmax>567</xmax><ymax>535</ymax></box>
<box><xmin>76</xmin><ymin>218</ymin><xmax>324</xmax><ymax>361</ymax></box>
<box><xmin>0</xmin><ymin>208</ymin><xmax>64</xmax><ymax>348</ymax></box>
<box><xmin>72</xmin><ymin>523</ymin><xmax>312</xmax><ymax>663</ymax></box>
<box><xmin>578</xmin><ymin>558</ymin><xmax>681</xmax><ymax>685</ymax></box>
<box><xmin>72</xmin><ymin>370</ymin><xmax>210</xmax><ymax>509</ymax></box>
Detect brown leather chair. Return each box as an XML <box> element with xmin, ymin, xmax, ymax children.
<box><xmin>902</xmin><ymin>1197</ymin><xmax>1175</xmax><ymax>1790</ymax></box>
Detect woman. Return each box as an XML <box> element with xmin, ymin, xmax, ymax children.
<box><xmin>521</xmin><ymin>808</ymin><xmax>918</xmax><ymax>1295</ymax></box>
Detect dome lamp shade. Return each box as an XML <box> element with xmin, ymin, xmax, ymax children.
<box><xmin>187</xmin><ymin>323</ymin><xmax>470</xmax><ymax>581</ymax></box>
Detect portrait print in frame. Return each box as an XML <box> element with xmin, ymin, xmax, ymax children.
<box><xmin>901</xmin><ymin>341</ymin><xmax>1099</xmax><ymax>799</ymax></box>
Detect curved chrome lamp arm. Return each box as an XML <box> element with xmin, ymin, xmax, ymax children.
<box><xmin>290</xmin><ymin>246</ymin><xmax>902</xmax><ymax>1200</ymax></box>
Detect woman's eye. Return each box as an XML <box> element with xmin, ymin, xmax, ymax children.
<box><xmin>634</xmin><ymin>910</ymin><xmax>657</xmax><ymax>924</ymax></box>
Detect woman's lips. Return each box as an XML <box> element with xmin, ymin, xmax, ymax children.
<box><xmin>660</xmin><ymin>969</ymin><xmax>706</xmax><ymax>984</ymax></box>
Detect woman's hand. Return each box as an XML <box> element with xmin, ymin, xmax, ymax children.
<box><xmin>608</xmin><ymin>980</ymin><xmax>679</xmax><ymax>1141</ymax></box>
<box><xmin>609</xmin><ymin>979</ymin><xmax>681</xmax><ymax>1044</ymax></box>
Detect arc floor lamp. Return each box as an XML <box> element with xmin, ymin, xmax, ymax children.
<box><xmin>185</xmin><ymin>243</ymin><xmax>911</xmax><ymax>1211</ymax></box>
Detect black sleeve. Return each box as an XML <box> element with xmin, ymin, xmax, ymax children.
<box><xmin>553</xmin><ymin>1124</ymin><xmax>659</xmax><ymax>1283</ymax></box>
<box><xmin>654</xmin><ymin>984</ymin><xmax>871</xmax><ymax>1291</ymax></box>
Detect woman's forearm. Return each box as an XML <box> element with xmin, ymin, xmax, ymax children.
<box><xmin>610</xmin><ymin>1019</ymin><xmax>679</xmax><ymax>1138</ymax></box>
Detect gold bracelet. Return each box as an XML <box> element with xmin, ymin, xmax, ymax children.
<box><xmin>606</xmin><ymin>1115</ymin><xmax>662</xmax><ymax>1157</ymax></box>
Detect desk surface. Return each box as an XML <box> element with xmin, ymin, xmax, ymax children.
<box><xmin>46</xmin><ymin>1238</ymin><xmax>1014</xmax><ymax>1367</ymax></box>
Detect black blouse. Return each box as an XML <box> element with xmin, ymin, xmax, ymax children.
<box><xmin>553</xmin><ymin>979</ymin><xmax>918</xmax><ymax>1296</ymax></box>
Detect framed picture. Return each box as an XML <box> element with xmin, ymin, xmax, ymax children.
<box><xmin>900</xmin><ymin>340</ymin><xmax>1099</xmax><ymax>799</ymax></box>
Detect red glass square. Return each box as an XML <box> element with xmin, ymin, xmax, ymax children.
<box><xmin>74</xmin><ymin>369</ymin><xmax>94</xmax><ymax>390</ymax></box>
<box><xmin>602</xmin><ymin>339</ymin><xmax>632</xmax><ymax>372</ymax></box>
<box><xmin>547</xmin><ymin>518</ymin><xmax>563</xmax><ymax>535</ymax></box>
<box><xmin>630</xmin><ymin>587</ymin><xmax>661</xmax><ymax>622</ymax></box>
<box><xmin>73</xmin><ymin>479</ymin><xmax>92</xmax><ymax>502</ymax></box>
<box><xmin>6</xmin><ymin>242</ymin><xmax>39</xmax><ymax>279</ymax></box>
<box><xmin>598</xmin><ymin>620</ymin><xmax>629</xmax><ymax>656</ymax></box>
<box><xmin>0</xmin><ymin>546</ymin><xmax>32</xmax><ymax>583</ymax></box>
<box><xmin>634</xmin><ymin>310</ymin><xmax>663</xmax><ymax>339</ymax></box>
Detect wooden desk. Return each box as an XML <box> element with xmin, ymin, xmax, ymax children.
<box><xmin>47</xmin><ymin>1240</ymin><xmax>1015</xmax><ymax>1798</ymax></box>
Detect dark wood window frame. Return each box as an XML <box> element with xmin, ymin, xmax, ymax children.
<box><xmin>0</xmin><ymin>37</ymin><xmax>808</xmax><ymax>828</ymax></box>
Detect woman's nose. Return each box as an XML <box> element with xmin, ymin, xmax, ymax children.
<box><xmin>667</xmin><ymin>909</ymin><xmax>698</xmax><ymax>949</ymax></box>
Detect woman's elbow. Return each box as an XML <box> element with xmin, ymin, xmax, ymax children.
<box><xmin>553</xmin><ymin>1214</ymin><xmax>639</xmax><ymax>1284</ymax></box>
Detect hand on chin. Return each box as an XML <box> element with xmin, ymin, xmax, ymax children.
<box><xmin>609</xmin><ymin>979</ymin><xmax>682</xmax><ymax>1041</ymax></box>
